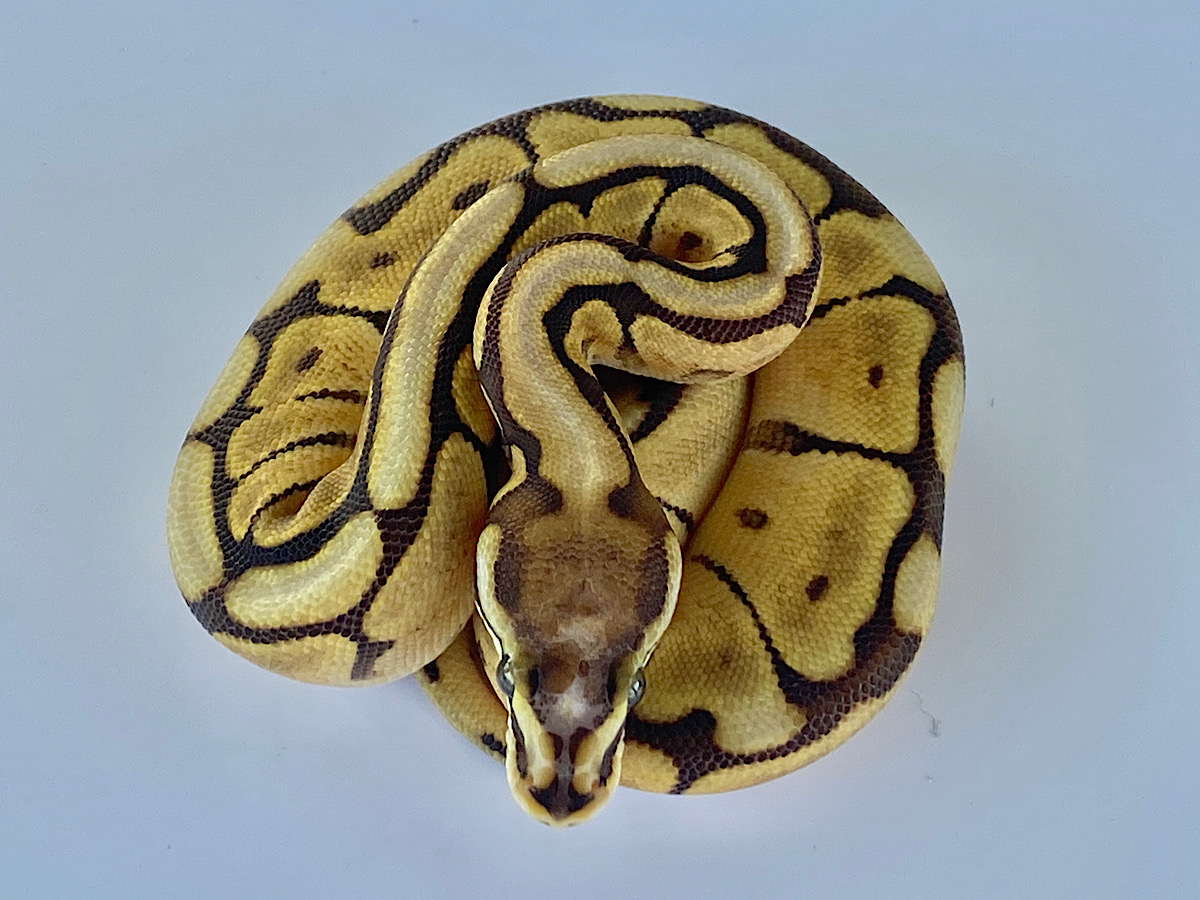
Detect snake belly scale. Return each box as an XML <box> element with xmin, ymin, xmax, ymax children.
<box><xmin>166</xmin><ymin>96</ymin><xmax>964</xmax><ymax>825</ymax></box>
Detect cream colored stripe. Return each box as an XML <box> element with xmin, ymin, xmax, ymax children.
<box><xmin>367</xmin><ymin>183</ymin><xmax>524</xmax><ymax>509</ymax></box>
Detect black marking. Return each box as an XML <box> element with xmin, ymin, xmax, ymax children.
<box><xmin>868</xmin><ymin>364</ymin><xmax>884</xmax><ymax>387</ymax></box>
<box><xmin>736</xmin><ymin>507</ymin><xmax>768</xmax><ymax>529</ymax></box>
<box><xmin>295</xmin><ymin>346</ymin><xmax>322</xmax><ymax>372</ymax></box>
<box><xmin>810</xmin><ymin>275</ymin><xmax>961</xmax><ymax>355</ymax></box>
<box><xmin>636</xmin><ymin>178</ymin><xmax>684</xmax><ymax>252</ymax></box>
<box><xmin>626</xmin><ymin>380</ymin><xmax>684</xmax><ymax>443</ymax></box>
<box><xmin>351</xmin><ymin>640</ymin><xmax>395</xmax><ymax>681</ymax></box>
<box><xmin>598</xmin><ymin>728</ymin><xmax>621</xmax><ymax>786</ymax></box>
<box><xmin>370</xmin><ymin>252</ymin><xmax>396</xmax><ymax>268</ymax></box>
<box><xmin>422</xmin><ymin>660</ymin><xmax>440</xmax><ymax>683</ymax></box>
<box><xmin>452</xmin><ymin>180</ymin><xmax>489</xmax><ymax>210</ymax></box>
<box><xmin>342</xmin><ymin>116</ymin><xmax>535</xmax><ymax>235</ymax></box>
<box><xmin>481</xmin><ymin>733</ymin><xmax>506</xmax><ymax>756</ymax></box>
<box><xmin>658</xmin><ymin>498</ymin><xmax>696</xmax><ymax>531</ymax></box>
<box><xmin>529</xmin><ymin>778</ymin><xmax>593</xmax><ymax>819</ymax></box>
<box><xmin>607</xmin><ymin>482</ymin><xmax>643</xmax><ymax>519</ymax></box>
<box><xmin>294</xmin><ymin>388</ymin><xmax>366</xmax><ymax>404</ymax></box>
<box><xmin>239</xmin><ymin>431</ymin><xmax>355</xmax><ymax>483</ymax></box>
<box><xmin>593</xmin><ymin>366</ymin><xmax>685</xmax><ymax>445</ymax></box>
<box><xmin>247</xmin><ymin>479</ymin><xmax>318</xmax><ymax>529</ymax></box>
<box><xmin>754</xmin><ymin>121</ymin><xmax>889</xmax><ymax>223</ymax></box>
<box><xmin>805</xmin><ymin>293</ymin><xmax>855</xmax><ymax>321</ymax></box>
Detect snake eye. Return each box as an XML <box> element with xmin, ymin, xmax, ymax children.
<box><xmin>627</xmin><ymin>669</ymin><xmax>646</xmax><ymax>708</ymax></box>
<box><xmin>496</xmin><ymin>655</ymin><xmax>515</xmax><ymax>698</ymax></box>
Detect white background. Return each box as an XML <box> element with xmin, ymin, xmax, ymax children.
<box><xmin>2</xmin><ymin>2</ymin><xmax>1196</xmax><ymax>897</ymax></box>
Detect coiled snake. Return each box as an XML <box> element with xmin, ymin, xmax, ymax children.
<box><xmin>166</xmin><ymin>96</ymin><xmax>964</xmax><ymax>825</ymax></box>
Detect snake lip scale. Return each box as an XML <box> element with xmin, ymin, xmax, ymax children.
<box><xmin>166</xmin><ymin>95</ymin><xmax>964</xmax><ymax>826</ymax></box>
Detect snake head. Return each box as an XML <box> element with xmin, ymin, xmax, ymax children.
<box><xmin>495</xmin><ymin>645</ymin><xmax>646</xmax><ymax>824</ymax></box>
<box><xmin>475</xmin><ymin>501</ymin><xmax>681</xmax><ymax>825</ymax></box>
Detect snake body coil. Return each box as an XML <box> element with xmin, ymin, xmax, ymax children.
<box><xmin>166</xmin><ymin>96</ymin><xmax>964</xmax><ymax>825</ymax></box>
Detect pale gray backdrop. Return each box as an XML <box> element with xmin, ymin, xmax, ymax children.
<box><xmin>2</xmin><ymin>1</ymin><xmax>1196</xmax><ymax>897</ymax></box>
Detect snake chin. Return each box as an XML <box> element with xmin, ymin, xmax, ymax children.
<box><xmin>504</xmin><ymin>677</ymin><xmax>630</xmax><ymax>826</ymax></box>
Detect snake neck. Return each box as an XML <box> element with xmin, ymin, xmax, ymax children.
<box><xmin>472</xmin><ymin>241</ymin><xmax>684</xmax><ymax>825</ymax></box>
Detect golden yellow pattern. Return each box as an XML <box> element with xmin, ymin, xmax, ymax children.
<box><xmin>166</xmin><ymin>96</ymin><xmax>963</xmax><ymax>825</ymax></box>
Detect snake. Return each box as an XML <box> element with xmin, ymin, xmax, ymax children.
<box><xmin>166</xmin><ymin>95</ymin><xmax>964</xmax><ymax>826</ymax></box>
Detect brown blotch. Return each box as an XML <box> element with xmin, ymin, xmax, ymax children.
<box><xmin>295</xmin><ymin>346</ymin><xmax>322</xmax><ymax>372</ymax></box>
<box><xmin>452</xmin><ymin>180</ymin><xmax>489</xmax><ymax>210</ymax></box>
<box><xmin>868</xmin><ymin>365</ymin><xmax>884</xmax><ymax>387</ymax></box>
<box><xmin>370</xmin><ymin>251</ymin><xmax>396</xmax><ymax>268</ymax></box>
<box><xmin>674</xmin><ymin>230</ymin><xmax>704</xmax><ymax>261</ymax></box>
<box><xmin>805</xmin><ymin>575</ymin><xmax>829</xmax><ymax>603</ymax></box>
<box><xmin>737</xmin><ymin>507</ymin><xmax>769</xmax><ymax>529</ymax></box>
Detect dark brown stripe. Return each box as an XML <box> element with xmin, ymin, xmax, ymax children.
<box><xmin>295</xmin><ymin>346</ymin><xmax>322</xmax><ymax>371</ymax></box>
<box><xmin>247</xmin><ymin>479</ymin><xmax>318</xmax><ymax>529</ymax></box>
<box><xmin>238</xmin><ymin>431</ymin><xmax>355</xmax><ymax>483</ymax></box>
<box><xmin>452</xmin><ymin>180</ymin><xmax>490</xmax><ymax>209</ymax></box>
<box><xmin>805</xmin><ymin>575</ymin><xmax>829</xmax><ymax>602</ymax></box>
<box><xmin>294</xmin><ymin>389</ymin><xmax>366</xmax><ymax>404</ymax></box>
<box><xmin>658</xmin><ymin>498</ymin><xmax>696</xmax><ymax>530</ymax></box>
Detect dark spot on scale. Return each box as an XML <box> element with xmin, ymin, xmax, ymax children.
<box><xmin>452</xmin><ymin>180</ymin><xmax>489</xmax><ymax>210</ymax></box>
<box><xmin>806</xmin><ymin>575</ymin><xmax>829</xmax><ymax>603</ymax></box>
<box><xmin>481</xmin><ymin>733</ymin><xmax>505</xmax><ymax>755</ymax></box>
<box><xmin>370</xmin><ymin>252</ymin><xmax>396</xmax><ymax>268</ymax></box>
<box><xmin>675</xmin><ymin>230</ymin><xmax>703</xmax><ymax>259</ymax></box>
<box><xmin>868</xmin><ymin>365</ymin><xmax>884</xmax><ymax>387</ymax></box>
<box><xmin>737</xmin><ymin>508</ymin><xmax>769</xmax><ymax>529</ymax></box>
<box><xmin>421</xmin><ymin>660</ymin><xmax>440</xmax><ymax>683</ymax></box>
<box><xmin>295</xmin><ymin>346</ymin><xmax>322</xmax><ymax>372</ymax></box>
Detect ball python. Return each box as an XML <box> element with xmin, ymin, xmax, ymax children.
<box><xmin>166</xmin><ymin>95</ymin><xmax>964</xmax><ymax>826</ymax></box>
